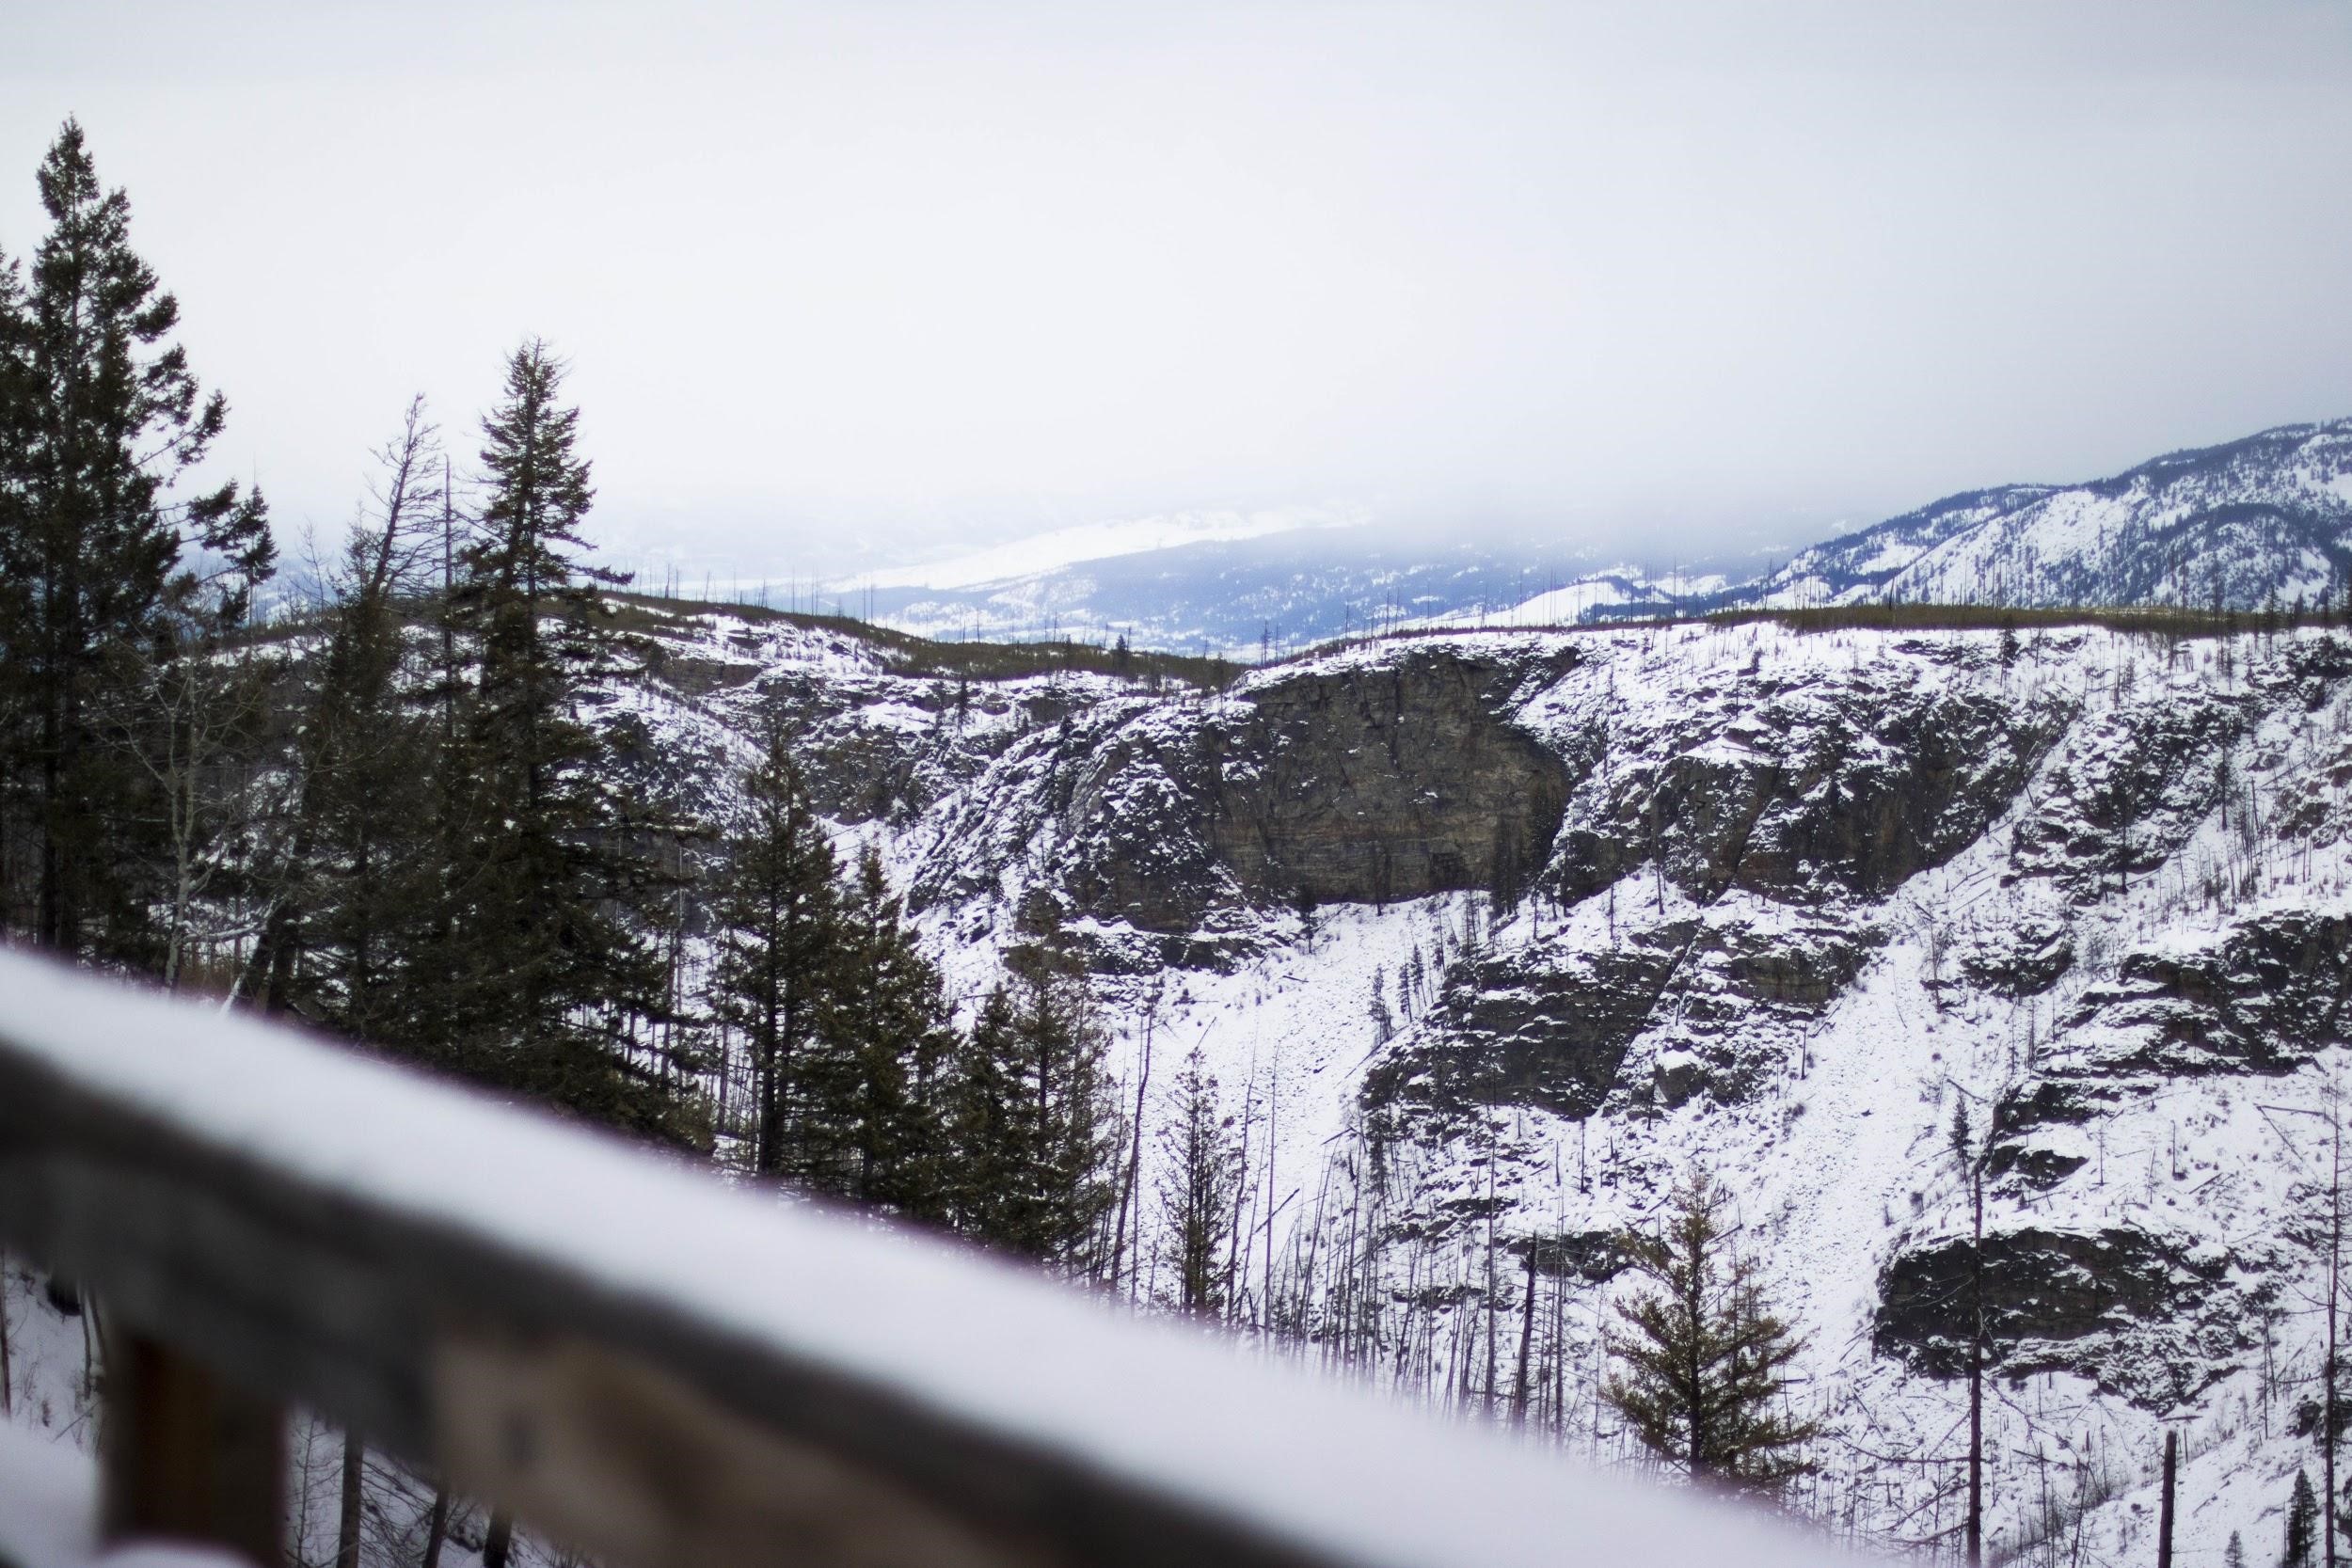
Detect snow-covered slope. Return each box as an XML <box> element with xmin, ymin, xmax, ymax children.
<box><xmin>1404</xmin><ymin>568</ymin><xmax>1731</xmax><ymax>632</ymax></box>
<box><xmin>1752</xmin><ymin>421</ymin><xmax>2352</xmax><ymax>614</ymax></box>
<box><xmin>20</xmin><ymin>603</ymin><xmax>2338</xmax><ymax>1562</ymax></box>
<box><xmin>590</xmin><ymin>601</ymin><xmax>2352</xmax><ymax>1563</ymax></box>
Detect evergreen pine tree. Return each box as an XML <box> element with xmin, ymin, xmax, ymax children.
<box><xmin>0</xmin><ymin>228</ymin><xmax>35</xmax><ymax>932</ymax></box>
<box><xmin>1000</xmin><ymin>911</ymin><xmax>1120</xmax><ymax>1272</ymax></box>
<box><xmin>2287</xmin><ymin>1470</ymin><xmax>2318</xmax><ymax>1568</ymax></box>
<box><xmin>0</xmin><ymin>119</ymin><xmax>273</xmax><ymax>961</ymax></box>
<box><xmin>1154</xmin><ymin>1043</ymin><xmax>1240</xmax><ymax>1315</ymax></box>
<box><xmin>945</xmin><ymin>985</ymin><xmax>1026</xmax><ymax>1243</ymax></box>
<box><xmin>1603</xmin><ymin>1166</ymin><xmax>1820</xmax><ymax>1492</ymax></box>
<box><xmin>804</xmin><ymin>843</ymin><xmax>958</xmax><ymax>1216</ymax></box>
<box><xmin>947</xmin><ymin>908</ymin><xmax>1118</xmax><ymax>1271</ymax></box>
<box><xmin>435</xmin><ymin>341</ymin><xmax>691</xmax><ymax>1141</ymax></box>
<box><xmin>709</xmin><ymin>712</ymin><xmax>841</xmax><ymax>1179</ymax></box>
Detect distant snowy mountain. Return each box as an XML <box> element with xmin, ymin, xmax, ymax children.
<box><xmin>850</xmin><ymin>522</ymin><xmax>1749</xmax><ymax>657</ymax></box>
<box><xmin>1748</xmin><ymin>420</ymin><xmax>2352</xmax><ymax>613</ymax></box>
<box><xmin>852</xmin><ymin>420</ymin><xmax>2352</xmax><ymax>654</ymax></box>
<box><xmin>1402</xmin><ymin>567</ymin><xmax>1730</xmax><ymax>632</ymax></box>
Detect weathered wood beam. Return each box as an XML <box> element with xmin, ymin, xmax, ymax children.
<box><xmin>0</xmin><ymin>949</ymin><xmax>1854</xmax><ymax>1568</ymax></box>
<box><xmin>100</xmin><ymin>1331</ymin><xmax>283</xmax><ymax>1566</ymax></box>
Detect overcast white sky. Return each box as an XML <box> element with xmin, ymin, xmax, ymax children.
<box><xmin>6</xmin><ymin>2</ymin><xmax>2350</xmax><ymax>578</ymax></box>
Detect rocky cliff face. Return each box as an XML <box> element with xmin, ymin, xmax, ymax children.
<box><xmin>1873</xmin><ymin>1227</ymin><xmax>2249</xmax><ymax>1408</ymax></box>
<box><xmin>721</xmin><ymin>641</ymin><xmax>1581</xmax><ymax>961</ymax></box>
<box><xmin>1547</xmin><ymin>645</ymin><xmax>2068</xmax><ymax>906</ymax></box>
<box><xmin>609</xmin><ymin>602</ymin><xmax>2352</xmax><ymax>1562</ymax></box>
<box><xmin>1200</xmin><ymin>647</ymin><xmax>1572</xmax><ymax>915</ymax></box>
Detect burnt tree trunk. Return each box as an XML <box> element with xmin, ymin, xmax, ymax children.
<box><xmin>2156</xmin><ymin>1428</ymin><xmax>2177</xmax><ymax>1568</ymax></box>
<box><xmin>420</xmin><ymin>1487</ymin><xmax>449</xmax><ymax>1568</ymax></box>
<box><xmin>335</xmin><ymin>1433</ymin><xmax>364</xmax><ymax>1568</ymax></box>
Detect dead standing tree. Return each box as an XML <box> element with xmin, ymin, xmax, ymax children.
<box><xmin>1948</xmin><ymin>1096</ymin><xmax>1994</xmax><ymax>1567</ymax></box>
<box><xmin>98</xmin><ymin>625</ymin><xmax>274</xmax><ymax>991</ymax></box>
<box><xmin>2263</xmin><ymin>1067</ymin><xmax>2352</xmax><ymax>1568</ymax></box>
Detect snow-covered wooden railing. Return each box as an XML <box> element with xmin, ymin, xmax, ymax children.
<box><xmin>0</xmin><ymin>948</ymin><xmax>1858</xmax><ymax>1568</ymax></box>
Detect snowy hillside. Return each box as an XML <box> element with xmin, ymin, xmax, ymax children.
<box><xmin>16</xmin><ymin>599</ymin><xmax>2346</xmax><ymax>1564</ymax></box>
<box><xmin>1404</xmin><ymin>568</ymin><xmax>1732</xmax><ymax>632</ymax></box>
<box><xmin>588</xmin><ymin>601</ymin><xmax>2352</xmax><ymax>1564</ymax></box>
<box><xmin>1751</xmin><ymin>421</ymin><xmax>2352</xmax><ymax>615</ymax></box>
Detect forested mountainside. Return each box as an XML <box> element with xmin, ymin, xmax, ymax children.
<box><xmin>13</xmin><ymin>559</ymin><xmax>2352</xmax><ymax>1560</ymax></box>
<box><xmin>603</xmin><ymin>600</ymin><xmax>2352</xmax><ymax>1563</ymax></box>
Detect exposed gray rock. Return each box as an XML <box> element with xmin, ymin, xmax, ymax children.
<box><xmin>1365</xmin><ymin>928</ymin><xmax>1687</xmax><ymax>1121</ymax></box>
<box><xmin>1202</xmin><ymin>648</ymin><xmax>1574</xmax><ymax>913</ymax></box>
<box><xmin>2002</xmin><ymin>681</ymin><xmax>2249</xmax><ymax>896</ymax></box>
<box><xmin>1052</xmin><ymin>646</ymin><xmax>1576</xmax><ymax>937</ymax></box>
<box><xmin>2051</xmin><ymin>911</ymin><xmax>2352</xmax><ymax>1079</ymax></box>
<box><xmin>1960</xmin><ymin>909</ymin><xmax>2074</xmax><ymax>997</ymax></box>
<box><xmin>1874</xmin><ymin>1227</ymin><xmax>2248</xmax><ymax>1407</ymax></box>
<box><xmin>1514</xmin><ymin>1228</ymin><xmax>1629</xmax><ymax>1284</ymax></box>
<box><xmin>1363</xmin><ymin>909</ymin><xmax>1866</xmax><ymax>1124</ymax></box>
<box><xmin>1552</xmin><ymin>669</ymin><xmax>2062</xmax><ymax>907</ymax></box>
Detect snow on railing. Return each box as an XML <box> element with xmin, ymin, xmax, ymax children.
<box><xmin>0</xmin><ymin>947</ymin><xmax>1874</xmax><ymax>1568</ymax></box>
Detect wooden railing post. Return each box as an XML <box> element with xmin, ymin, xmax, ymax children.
<box><xmin>0</xmin><ymin>948</ymin><xmax>1863</xmax><ymax>1568</ymax></box>
<box><xmin>102</xmin><ymin>1329</ymin><xmax>284</xmax><ymax>1567</ymax></box>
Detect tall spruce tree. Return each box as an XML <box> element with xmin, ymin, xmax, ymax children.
<box><xmin>1603</xmin><ymin>1166</ymin><xmax>1820</xmax><ymax>1492</ymax></box>
<box><xmin>0</xmin><ymin>120</ymin><xmax>273</xmax><ymax>962</ymax></box>
<box><xmin>435</xmin><ymin>341</ymin><xmax>691</xmax><ymax>1141</ymax></box>
<box><xmin>2290</xmin><ymin>1470</ymin><xmax>2321</xmax><ymax>1568</ymax></box>
<box><xmin>945</xmin><ymin>985</ymin><xmax>1027</xmax><ymax>1244</ymax></box>
<box><xmin>1008</xmin><ymin>913</ymin><xmax>1120</xmax><ymax>1273</ymax></box>
<box><xmin>808</xmin><ymin>844</ymin><xmax>957</xmax><ymax>1216</ymax></box>
<box><xmin>947</xmin><ymin>907</ymin><xmax>1118</xmax><ymax>1271</ymax></box>
<box><xmin>1155</xmin><ymin>1043</ymin><xmax>1241</xmax><ymax>1316</ymax></box>
<box><xmin>0</xmin><ymin>227</ymin><xmax>35</xmax><ymax>928</ymax></box>
<box><xmin>710</xmin><ymin>712</ymin><xmax>841</xmax><ymax>1179</ymax></box>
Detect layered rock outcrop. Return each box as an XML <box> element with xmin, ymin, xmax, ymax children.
<box><xmin>1874</xmin><ymin>1227</ymin><xmax>2250</xmax><ymax>1406</ymax></box>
